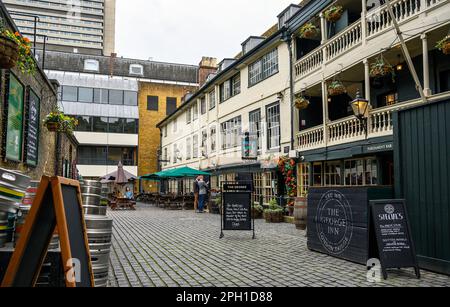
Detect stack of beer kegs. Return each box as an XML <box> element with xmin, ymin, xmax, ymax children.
<box><xmin>80</xmin><ymin>180</ymin><xmax>113</xmax><ymax>287</ymax></box>
<box><xmin>0</xmin><ymin>168</ymin><xmax>30</xmax><ymax>248</ymax></box>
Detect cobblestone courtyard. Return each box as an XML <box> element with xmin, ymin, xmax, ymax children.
<box><xmin>107</xmin><ymin>204</ymin><xmax>450</xmax><ymax>287</ymax></box>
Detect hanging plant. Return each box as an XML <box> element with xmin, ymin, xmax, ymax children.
<box><xmin>370</xmin><ymin>55</ymin><xmax>396</xmax><ymax>83</ymax></box>
<box><xmin>294</xmin><ymin>95</ymin><xmax>310</xmax><ymax>110</ymax></box>
<box><xmin>324</xmin><ymin>5</ymin><xmax>344</xmax><ymax>22</ymax></box>
<box><xmin>0</xmin><ymin>19</ymin><xmax>36</xmax><ymax>74</ymax></box>
<box><xmin>299</xmin><ymin>23</ymin><xmax>319</xmax><ymax>39</ymax></box>
<box><xmin>44</xmin><ymin>111</ymin><xmax>78</xmax><ymax>134</ymax></box>
<box><xmin>436</xmin><ymin>36</ymin><xmax>450</xmax><ymax>55</ymax></box>
<box><xmin>328</xmin><ymin>80</ymin><xmax>347</xmax><ymax>96</ymax></box>
<box><xmin>278</xmin><ymin>157</ymin><xmax>297</xmax><ymax>200</ymax></box>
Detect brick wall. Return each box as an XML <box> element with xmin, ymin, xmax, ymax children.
<box><xmin>138</xmin><ymin>82</ymin><xmax>197</xmax><ymax>192</ymax></box>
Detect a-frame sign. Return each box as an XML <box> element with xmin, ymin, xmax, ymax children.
<box><xmin>1</xmin><ymin>177</ymin><xmax>94</xmax><ymax>287</ymax></box>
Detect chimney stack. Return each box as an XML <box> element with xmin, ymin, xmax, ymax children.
<box><xmin>198</xmin><ymin>57</ymin><xmax>218</xmax><ymax>87</ymax></box>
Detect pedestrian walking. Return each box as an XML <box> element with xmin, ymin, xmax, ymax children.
<box><xmin>197</xmin><ymin>176</ymin><xmax>209</xmax><ymax>213</ymax></box>
<box><xmin>194</xmin><ymin>177</ymin><xmax>199</xmax><ymax>211</ymax></box>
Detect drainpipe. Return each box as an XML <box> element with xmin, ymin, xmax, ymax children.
<box><xmin>282</xmin><ymin>28</ymin><xmax>295</xmax><ymax>151</ymax></box>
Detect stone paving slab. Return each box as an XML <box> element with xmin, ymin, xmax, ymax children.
<box><xmin>107</xmin><ymin>204</ymin><xmax>450</xmax><ymax>287</ymax></box>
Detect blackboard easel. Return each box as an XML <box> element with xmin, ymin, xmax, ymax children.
<box><xmin>369</xmin><ymin>199</ymin><xmax>420</xmax><ymax>280</ymax></box>
<box><xmin>1</xmin><ymin>176</ymin><xmax>94</xmax><ymax>287</ymax></box>
<box><xmin>220</xmin><ymin>181</ymin><xmax>255</xmax><ymax>240</ymax></box>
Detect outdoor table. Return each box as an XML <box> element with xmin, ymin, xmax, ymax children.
<box><xmin>110</xmin><ymin>197</ymin><xmax>136</xmax><ymax>211</ymax></box>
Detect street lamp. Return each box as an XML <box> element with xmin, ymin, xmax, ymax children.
<box><xmin>351</xmin><ymin>90</ymin><xmax>370</xmax><ymax>137</ymax></box>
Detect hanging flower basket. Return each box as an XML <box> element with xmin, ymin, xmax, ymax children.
<box><xmin>328</xmin><ymin>80</ymin><xmax>347</xmax><ymax>96</ymax></box>
<box><xmin>299</xmin><ymin>23</ymin><xmax>319</xmax><ymax>39</ymax></box>
<box><xmin>370</xmin><ymin>56</ymin><xmax>395</xmax><ymax>78</ymax></box>
<box><xmin>294</xmin><ymin>96</ymin><xmax>310</xmax><ymax>110</ymax></box>
<box><xmin>324</xmin><ymin>5</ymin><xmax>344</xmax><ymax>22</ymax></box>
<box><xmin>43</xmin><ymin>111</ymin><xmax>78</xmax><ymax>134</ymax></box>
<box><xmin>0</xmin><ymin>34</ymin><xmax>19</xmax><ymax>69</ymax></box>
<box><xmin>0</xmin><ymin>20</ymin><xmax>36</xmax><ymax>74</ymax></box>
<box><xmin>436</xmin><ymin>36</ymin><xmax>450</xmax><ymax>55</ymax></box>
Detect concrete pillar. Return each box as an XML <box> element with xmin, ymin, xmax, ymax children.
<box><xmin>363</xmin><ymin>59</ymin><xmax>371</xmax><ymax>102</ymax></box>
<box><xmin>319</xmin><ymin>13</ymin><xmax>328</xmax><ymax>44</ymax></box>
<box><xmin>361</xmin><ymin>0</ymin><xmax>368</xmax><ymax>45</ymax></box>
<box><xmin>421</xmin><ymin>34</ymin><xmax>432</xmax><ymax>96</ymax></box>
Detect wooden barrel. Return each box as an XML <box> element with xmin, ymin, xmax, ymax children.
<box><xmin>294</xmin><ymin>197</ymin><xmax>308</xmax><ymax>230</ymax></box>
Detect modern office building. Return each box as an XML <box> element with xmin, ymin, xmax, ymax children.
<box><xmin>3</xmin><ymin>0</ymin><xmax>116</xmax><ymax>56</ymax></box>
<box><xmin>41</xmin><ymin>50</ymin><xmax>199</xmax><ymax>179</ymax></box>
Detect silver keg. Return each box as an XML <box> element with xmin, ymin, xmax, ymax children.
<box><xmin>85</xmin><ymin>215</ymin><xmax>113</xmax><ymax>287</ymax></box>
<box><xmin>80</xmin><ymin>180</ymin><xmax>107</xmax><ymax>216</ymax></box>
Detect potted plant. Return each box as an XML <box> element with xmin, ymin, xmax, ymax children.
<box><xmin>43</xmin><ymin>111</ymin><xmax>78</xmax><ymax>133</ymax></box>
<box><xmin>324</xmin><ymin>5</ymin><xmax>344</xmax><ymax>22</ymax></box>
<box><xmin>436</xmin><ymin>36</ymin><xmax>450</xmax><ymax>55</ymax></box>
<box><xmin>370</xmin><ymin>56</ymin><xmax>395</xmax><ymax>81</ymax></box>
<box><xmin>0</xmin><ymin>20</ymin><xmax>35</xmax><ymax>74</ymax></box>
<box><xmin>328</xmin><ymin>80</ymin><xmax>347</xmax><ymax>96</ymax></box>
<box><xmin>252</xmin><ymin>203</ymin><xmax>264</xmax><ymax>219</ymax></box>
<box><xmin>263</xmin><ymin>199</ymin><xmax>284</xmax><ymax>223</ymax></box>
<box><xmin>299</xmin><ymin>23</ymin><xmax>319</xmax><ymax>39</ymax></box>
<box><xmin>294</xmin><ymin>95</ymin><xmax>310</xmax><ymax>110</ymax></box>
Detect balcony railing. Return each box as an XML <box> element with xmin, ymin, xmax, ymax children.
<box><xmin>294</xmin><ymin>0</ymin><xmax>445</xmax><ymax>79</ymax></box>
<box><xmin>297</xmin><ymin>92</ymin><xmax>450</xmax><ymax>151</ymax></box>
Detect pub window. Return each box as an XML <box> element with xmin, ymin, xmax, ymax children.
<box><xmin>344</xmin><ymin>159</ymin><xmax>364</xmax><ymax>186</ymax></box>
<box><xmin>231</xmin><ymin>73</ymin><xmax>241</xmax><ymax>96</ymax></box>
<box><xmin>324</xmin><ymin>161</ymin><xmax>342</xmax><ymax>186</ymax></box>
<box><xmin>201</xmin><ymin>130</ymin><xmax>207</xmax><ymax>156</ymax></box>
<box><xmin>78</xmin><ymin>87</ymin><xmax>94</xmax><ymax>103</ymax></box>
<box><xmin>186</xmin><ymin>138</ymin><xmax>192</xmax><ymax>160</ymax></box>
<box><xmin>172</xmin><ymin>118</ymin><xmax>178</xmax><ymax>133</ymax></box>
<box><xmin>192</xmin><ymin>102</ymin><xmax>199</xmax><ymax>121</ymax></box>
<box><xmin>221</xmin><ymin>116</ymin><xmax>241</xmax><ymax>149</ymax></box>
<box><xmin>365</xmin><ymin>158</ymin><xmax>379</xmax><ymax>185</ymax></box>
<box><xmin>313</xmin><ymin>163</ymin><xmax>323</xmax><ymax>186</ymax></box>
<box><xmin>62</xmin><ymin>86</ymin><xmax>78</xmax><ymax>102</ymax></box>
<box><xmin>248</xmin><ymin>49</ymin><xmax>279</xmax><ymax>86</ymax></box>
<box><xmin>129</xmin><ymin>64</ymin><xmax>144</xmax><ymax>76</ymax></box>
<box><xmin>210</xmin><ymin>126</ymin><xmax>217</xmax><ymax>153</ymax></box>
<box><xmin>219</xmin><ymin>80</ymin><xmax>231</xmax><ymax>103</ymax></box>
<box><xmin>297</xmin><ymin>163</ymin><xmax>310</xmax><ymax>197</ymax></box>
<box><xmin>249</xmin><ymin>109</ymin><xmax>262</xmax><ymax>151</ymax></box>
<box><xmin>209</xmin><ymin>90</ymin><xmax>216</xmax><ymax>110</ymax></box>
<box><xmin>200</xmin><ymin>97</ymin><xmax>207</xmax><ymax>115</ymax></box>
<box><xmin>147</xmin><ymin>96</ymin><xmax>159</xmax><ymax>111</ymax></box>
<box><xmin>186</xmin><ymin>107</ymin><xmax>191</xmax><ymax>124</ymax></box>
<box><xmin>166</xmin><ymin>97</ymin><xmax>177</xmax><ymax>116</ymax></box>
<box><xmin>378</xmin><ymin>91</ymin><xmax>399</xmax><ymax>107</ymax></box>
<box><xmin>266</xmin><ymin>103</ymin><xmax>280</xmax><ymax>150</ymax></box>
<box><xmin>193</xmin><ymin>134</ymin><xmax>199</xmax><ymax>158</ymax></box>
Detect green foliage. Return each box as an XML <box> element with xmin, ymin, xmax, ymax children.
<box><xmin>324</xmin><ymin>5</ymin><xmax>344</xmax><ymax>22</ymax></box>
<box><xmin>0</xmin><ymin>19</ymin><xmax>36</xmax><ymax>75</ymax></box>
<box><xmin>299</xmin><ymin>23</ymin><xmax>319</xmax><ymax>38</ymax></box>
<box><xmin>44</xmin><ymin>110</ymin><xmax>79</xmax><ymax>134</ymax></box>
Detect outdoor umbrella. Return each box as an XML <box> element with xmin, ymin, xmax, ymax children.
<box><xmin>115</xmin><ymin>161</ymin><xmax>129</xmax><ymax>184</ymax></box>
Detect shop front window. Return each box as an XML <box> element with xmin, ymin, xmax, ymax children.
<box><xmin>298</xmin><ymin>163</ymin><xmax>310</xmax><ymax>197</ymax></box>
<box><xmin>325</xmin><ymin>161</ymin><xmax>342</xmax><ymax>186</ymax></box>
<box><xmin>313</xmin><ymin>163</ymin><xmax>323</xmax><ymax>186</ymax></box>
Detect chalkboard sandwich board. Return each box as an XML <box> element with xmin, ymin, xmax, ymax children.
<box><xmin>369</xmin><ymin>200</ymin><xmax>420</xmax><ymax>280</ymax></box>
<box><xmin>1</xmin><ymin>177</ymin><xmax>94</xmax><ymax>287</ymax></box>
<box><xmin>220</xmin><ymin>182</ymin><xmax>255</xmax><ymax>239</ymax></box>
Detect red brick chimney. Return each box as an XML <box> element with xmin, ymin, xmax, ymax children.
<box><xmin>198</xmin><ymin>57</ymin><xmax>218</xmax><ymax>87</ymax></box>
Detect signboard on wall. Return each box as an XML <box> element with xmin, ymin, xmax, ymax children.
<box><xmin>25</xmin><ymin>88</ymin><xmax>40</xmax><ymax>167</ymax></box>
<box><xmin>5</xmin><ymin>74</ymin><xmax>25</xmax><ymax>162</ymax></box>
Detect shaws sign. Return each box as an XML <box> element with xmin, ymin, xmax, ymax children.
<box><xmin>315</xmin><ymin>191</ymin><xmax>354</xmax><ymax>255</ymax></box>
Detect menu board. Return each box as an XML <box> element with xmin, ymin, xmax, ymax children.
<box><xmin>369</xmin><ymin>200</ymin><xmax>420</xmax><ymax>279</ymax></box>
<box><xmin>5</xmin><ymin>74</ymin><xmax>25</xmax><ymax>162</ymax></box>
<box><xmin>25</xmin><ymin>88</ymin><xmax>40</xmax><ymax>167</ymax></box>
<box><xmin>223</xmin><ymin>193</ymin><xmax>252</xmax><ymax>231</ymax></box>
<box><xmin>220</xmin><ymin>183</ymin><xmax>255</xmax><ymax>239</ymax></box>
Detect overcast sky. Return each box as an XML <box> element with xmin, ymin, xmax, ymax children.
<box><xmin>115</xmin><ymin>0</ymin><xmax>295</xmax><ymax>65</ymax></box>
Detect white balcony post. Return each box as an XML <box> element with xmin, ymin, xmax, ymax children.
<box><xmin>321</xmin><ymin>81</ymin><xmax>329</xmax><ymax>145</ymax></box>
<box><xmin>421</xmin><ymin>33</ymin><xmax>432</xmax><ymax>96</ymax></box>
<box><xmin>361</xmin><ymin>0</ymin><xmax>368</xmax><ymax>45</ymax></box>
<box><xmin>364</xmin><ymin>59</ymin><xmax>371</xmax><ymax>102</ymax></box>
<box><xmin>319</xmin><ymin>12</ymin><xmax>328</xmax><ymax>44</ymax></box>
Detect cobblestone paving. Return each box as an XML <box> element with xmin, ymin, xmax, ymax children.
<box><xmin>107</xmin><ymin>204</ymin><xmax>450</xmax><ymax>287</ymax></box>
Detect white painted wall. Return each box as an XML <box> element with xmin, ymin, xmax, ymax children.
<box><xmin>160</xmin><ymin>42</ymin><xmax>292</xmax><ymax>171</ymax></box>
